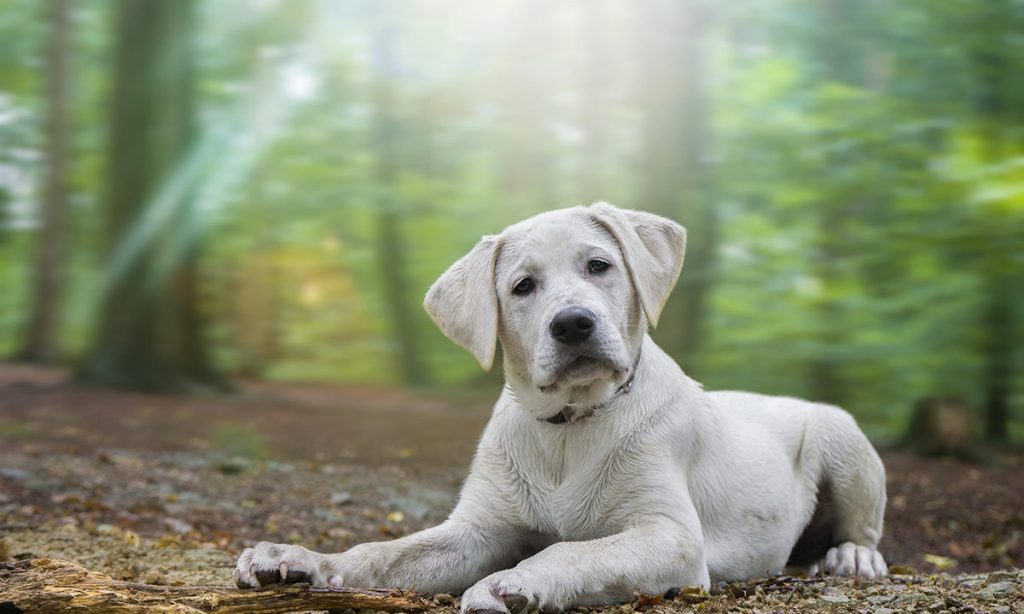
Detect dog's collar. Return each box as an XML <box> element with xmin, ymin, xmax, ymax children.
<box><xmin>542</xmin><ymin>347</ymin><xmax>642</xmax><ymax>425</ymax></box>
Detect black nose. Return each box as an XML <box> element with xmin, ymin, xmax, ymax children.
<box><xmin>549</xmin><ymin>307</ymin><xmax>597</xmax><ymax>345</ymax></box>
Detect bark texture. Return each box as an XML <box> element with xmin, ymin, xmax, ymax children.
<box><xmin>0</xmin><ymin>558</ymin><xmax>432</xmax><ymax>614</ymax></box>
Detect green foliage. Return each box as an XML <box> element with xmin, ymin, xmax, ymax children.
<box><xmin>0</xmin><ymin>0</ymin><xmax>1020</xmax><ymax>438</ymax></box>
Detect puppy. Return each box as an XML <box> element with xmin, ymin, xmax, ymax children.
<box><xmin>234</xmin><ymin>203</ymin><xmax>888</xmax><ymax>612</ymax></box>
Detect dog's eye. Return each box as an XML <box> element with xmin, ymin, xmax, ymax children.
<box><xmin>588</xmin><ymin>259</ymin><xmax>610</xmax><ymax>274</ymax></box>
<box><xmin>512</xmin><ymin>277</ymin><xmax>535</xmax><ymax>296</ymax></box>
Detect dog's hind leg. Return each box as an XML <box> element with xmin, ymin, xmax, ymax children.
<box><xmin>803</xmin><ymin>406</ymin><xmax>888</xmax><ymax>578</ymax></box>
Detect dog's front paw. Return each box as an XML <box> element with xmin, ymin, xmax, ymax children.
<box><xmin>234</xmin><ymin>541</ymin><xmax>341</xmax><ymax>588</ymax></box>
<box><xmin>460</xmin><ymin>571</ymin><xmax>536</xmax><ymax>614</ymax></box>
<box><xmin>813</xmin><ymin>542</ymin><xmax>888</xmax><ymax>579</ymax></box>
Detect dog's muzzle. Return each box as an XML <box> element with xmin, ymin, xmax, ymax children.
<box><xmin>549</xmin><ymin>307</ymin><xmax>597</xmax><ymax>345</ymax></box>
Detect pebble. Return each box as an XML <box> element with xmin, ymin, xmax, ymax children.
<box><xmin>987</xmin><ymin>570</ymin><xmax>1018</xmax><ymax>582</ymax></box>
<box><xmin>330</xmin><ymin>491</ymin><xmax>354</xmax><ymax>505</ymax></box>
<box><xmin>163</xmin><ymin>517</ymin><xmax>193</xmax><ymax>534</ymax></box>
<box><xmin>821</xmin><ymin>594</ymin><xmax>850</xmax><ymax>604</ymax></box>
<box><xmin>0</xmin><ymin>468</ymin><xmax>31</xmax><ymax>481</ymax></box>
<box><xmin>820</xmin><ymin>588</ymin><xmax>849</xmax><ymax>604</ymax></box>
<box><xmin>978</xmin><ymin>581</ymin><xmax>1013</xmax><ymax>599</ymax></box>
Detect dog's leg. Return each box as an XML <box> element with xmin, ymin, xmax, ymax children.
<box><xmin>459</xmin><ymin>515</ymin><xmax>708</xmax><ymax>613</ymax></box>
<box><xmin>808</xmin><ymin>407</ymin><xmax>888</xmax><ymax>578</ymax></box>
<box><xmin>234</xmin><ymin>517</ymin><xmax>544</xmax><ymax>594</ymax></box>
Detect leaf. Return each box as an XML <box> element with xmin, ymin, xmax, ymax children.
<box><xmin>122</xmin><ymin>530</ymin><xmax>140</xmax><ymax>547</ymax></box>
<box><xmin>922</xmin><ymin>553</ymin><xmax>958</xmax><ymax>570</ymax></box>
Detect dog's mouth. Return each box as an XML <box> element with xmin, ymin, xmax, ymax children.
<box><xmin>563</xmin><ymin>355</ymin><xmax>608</xmax><ymax>378</ymax></box>
<box><xmin>537</xmin><ymin>353</ymin><xmax>617</xmax><ymax>392</ymax></box>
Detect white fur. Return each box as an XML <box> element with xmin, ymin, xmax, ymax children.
<box><xmin>235</xmin><ymin>203</ymin><xmax>888</xmax><ymax>612</ymax></box>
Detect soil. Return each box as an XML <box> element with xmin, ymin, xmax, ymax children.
<box><xmin>0</xmin><ymin>362</ymin><xmax>1021</xmax><ymax>612</ymax></box>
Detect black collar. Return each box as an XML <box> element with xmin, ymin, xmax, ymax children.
<box><xmin>542</xmin><ymin>347</ymin><xmax>642</xmax><ymax>425</ymax></box>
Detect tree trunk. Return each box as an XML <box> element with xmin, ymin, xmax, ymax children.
<box><xmin>371</xmin><ymin>22</ymin><xmax>429</xmax><ymax>387</ymax></box>
<box><xmin>970</xmin><ymin>2</ymin><xmax>1020</xmax><ymax>443</ymax></box>
<box><xmin>78</xmin><ymin>0</ymin><xmax>216</xmax><ymax>391</ymax></box>
<box><xmin>902</xmin><ymin>397</ymin><xmax>976</xmax><ymax>459</ymax></box>
<box><xmin>17</xmin><ymin>0</ymin><xmax>72</xmax><ymax>364</ymax></box>
<box><xmin>635</xmin><ymin>1</ymin><xmax>717</xmax><ymax>373</ymax></box>
<box><xmin>981</xmin><ymin>274</ymin><xmax>1014</xmax><ymax>443</ymax></box>
<box><xmin>0</xmin><ymin>558</ymin><xmax>432</xmax><ymax>614</ymax></box>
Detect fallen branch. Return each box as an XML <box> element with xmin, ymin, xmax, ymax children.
<box><xmin>0</xmin><ymin>558</ymin><xmax>435</xmax><ymax>614</ymax></box>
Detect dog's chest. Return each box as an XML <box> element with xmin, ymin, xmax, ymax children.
<box><xmin>523</xmin><ymin>427</ymin><xmax>626</xmax><ymax>539</ymax></box>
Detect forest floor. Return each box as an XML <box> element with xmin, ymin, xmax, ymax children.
<box><xmin>0</xmin><ymin>362</ymin><xmax>1021</xmax><ymax>613</ymax></box>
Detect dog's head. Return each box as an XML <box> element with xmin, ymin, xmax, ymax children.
<box><xmin>424</xmin><ymin>203</ymin><xmax>686</xmax><ymax>417</ymax></box>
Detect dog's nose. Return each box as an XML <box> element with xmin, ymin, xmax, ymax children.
<box><xmin>549</xmin><ymin>307</ymin><xmax>597</xmax><ymax>345</ymax></box>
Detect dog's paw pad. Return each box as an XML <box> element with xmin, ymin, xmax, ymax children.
<box><xmin>502</xmin><ymin>593</ymin><xmax>529</xmax><ymax>614</ymax></box>
<box><xmin>461</xmin><ymin>573</ymin><xmax>536</xmax><ymax>614</ymax></box>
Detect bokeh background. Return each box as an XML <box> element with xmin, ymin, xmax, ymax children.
<box><xmin>0</xmin><ymin>0</ymin><xmax>1022</xmax><ymax>443</ymax></box>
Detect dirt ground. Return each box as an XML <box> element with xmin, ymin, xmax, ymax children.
<box><xmin>0</xmin><ymin>363</ymin><xmax>1021</xmax><ymax>612</ymax></box>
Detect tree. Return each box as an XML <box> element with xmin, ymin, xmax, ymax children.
<box><xmin>17</xmin><ymin>0</ymin><xmax>71</xmax><ymax>364</ymax></box>
<box><xmin>371</xmin><ymin>16</ymin><xmax>429</xmax><ymax>387</ymax></box>
<box><xmin>78</xmin><ymin>0</ymin><xmax>216</xmax><ymax>391</ymax></box>
<box><xmin>634</xmin><ymin>0</ymin><xmax>718</xmax><ymax>374</ymax></box>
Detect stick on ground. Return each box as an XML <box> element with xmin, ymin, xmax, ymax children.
<box><xmin>0</xmin><ymin>558</ymin><xmax>434</xmax><ymax>614</ymax></box>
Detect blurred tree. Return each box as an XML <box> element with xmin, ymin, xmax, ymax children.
<box><xmin>634</xmin><ymin>0</ymin><xmax>718</xmax><ymax>374</ymax></box>
<box><xmin>16</xmin><ymin>0</ymin><xmax>71</xmax><ymax>364</ymax></box>
<box><xmin>78</xmin><ymin>0</ymin><xmax>216</xmax><ymax>391</ymax></box>
<box><xmin>966</xmin><ymin>0</ymin><xmax>1024</xmax><ymax>443</ymax></box>
<box><xmin>0</xmin><ymin>0</ymin><xmax>1017</xmax><ymax>438</ymax></box>
<box><xmin>372</xmin><ymin>18</ymin><xmax>429</xmax><ymax>387</ymax></box>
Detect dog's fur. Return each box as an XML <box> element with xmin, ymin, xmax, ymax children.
<box><xmin>234</xmin><ymin>203</ymin><xmax>888</xmax><ymax>612</ymax></box>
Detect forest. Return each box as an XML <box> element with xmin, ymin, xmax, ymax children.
<box><xmin>0</xmin><ymin>1</ymin><xmax>1023</xmax><ymax>611</ymax></box>
<box><xmin>0</xmin><ymin>0</ymin><xmax>1021</xmax><ymax>441</ymax></box>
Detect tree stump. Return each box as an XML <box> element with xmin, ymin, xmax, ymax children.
<box><xmin>902</xmin><ymin>397</ymin><xmax>975</xmax><ymax>458</ymax></box>
<box><xmin>0</xmin><ymin>558</ymin><xmax>435</xmax><ymax>614</ymax></box>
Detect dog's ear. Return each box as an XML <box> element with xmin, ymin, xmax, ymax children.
<box><xmin>424</xmin><ymin>235</ymin><xmax>500</xmax><ymax>370</ymax></box>
<box><xmin>589</xmin><ymin>202</ymin><xmax>686</xmax><ymax>328</ymax></box>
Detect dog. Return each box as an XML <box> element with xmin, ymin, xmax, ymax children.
<box><xmin>234</xmin><ymin>203</ymin><xmax>888</xmax><ymax>612</ymax></box>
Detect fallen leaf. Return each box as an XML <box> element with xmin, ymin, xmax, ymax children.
<box><xmin>122</xmin><ymin>530</ymin><xmax>140</xmax><ymax>547</ymax></box>
<box><xmin>922</xmin><ymin>553</ymin><xmax>957</xmax><ymax>570</ymax></box>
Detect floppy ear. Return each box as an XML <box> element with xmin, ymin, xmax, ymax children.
<box><xmin>423</xmin><ymin>235</ymin><xmax>500</xmax><ymax>370</ymax></box>
<box><xmin>589</xmin><ymin>202</ymin><xmax>687</xmax><ymax>328</ymax></box>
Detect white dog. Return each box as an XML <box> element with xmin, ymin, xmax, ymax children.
<box><xmin>234</xmin><ymin>203</ymin><xmax>888</xmax><ymax>612</ymax></box>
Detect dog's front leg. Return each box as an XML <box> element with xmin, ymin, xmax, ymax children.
<box><xmin>460</xmin><ymin>516</ymin><xmax>709</xmax><ymax>613</ymax></box>
<box><xmin>235</xmin><ymin>518</ymin><xmax>543</xmax><ymax>595</ymax></box>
